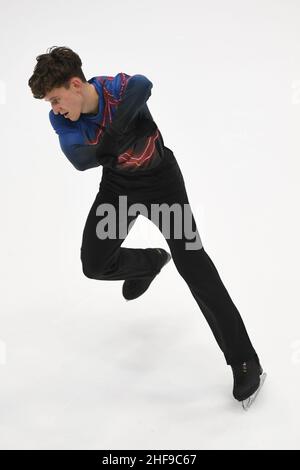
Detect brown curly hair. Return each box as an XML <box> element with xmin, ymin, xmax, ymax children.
<box><xmin>28</xmin><ymin>46</ymin><xmax>87</xmax><ymax>99</ymax></box>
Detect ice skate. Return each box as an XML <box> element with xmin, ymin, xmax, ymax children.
<box><xmin>122</xmin><ymin>248</ymin><xmax>172</xmax><ymax>301</ymax></box>
<box><xmin>240</xmin><ymin>371</ymin><xmax>267</xmax><ymax>410</ymax></box>
<box><xmin>231</xmin><ymin>357</ymin><xmax>267</xmax><ymax>411</ymax></box>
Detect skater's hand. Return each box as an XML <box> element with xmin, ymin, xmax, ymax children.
<box><xmin>95</xmin><ymin>117</ymin><xmax>158</xmax><ymax>170</ymax></box>
<box><xmin>94</xmin><ymin>129</ymin><xmax>122</xmax><ymax>169</ymax></box>
<box><xmin>98</xmin><ymin>129</ymin><xmax>121</xmax><ymax>156</ymax></box>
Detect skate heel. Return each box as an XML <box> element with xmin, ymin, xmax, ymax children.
<box><xmin>242</xmin><ymin>372</ymin><xmax>267</xmax><ymax>411</ymax></box>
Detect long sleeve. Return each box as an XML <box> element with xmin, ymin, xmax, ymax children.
<box><xmin>49</xmin><ymin>112</ymin><xmax>116</xmax><ymax>171</ymax></box>
<box><xmin>69</xmin><ymin>116</ymin><xmax>158</xmax><ymax>171</ymax></box>
<box><xmin>104</xmin><ymin>73</ymin><xmax>154</xmax><ymax>138</ymax></box>
<box><xmin>70</xmin><ymin>130</ymin><xmax>122</xmax><ymax>171</ymax></box>
<box><xmin>49</xmin><ymin>110</ymin><xmax>157</xmax><ymax>171</ymax></box>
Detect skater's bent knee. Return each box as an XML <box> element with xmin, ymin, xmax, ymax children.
<box><xmin>81</xmin><ymin>258</ymin><xmax>110</xmax><ymax>279</ymax></box>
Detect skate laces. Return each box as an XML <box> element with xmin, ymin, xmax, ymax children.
<box><xmin>233</xmin><ymin>359</ymin><xmax>261</xmax><ymax>377</ymax></box>
<box><xmin>232</xmin><ymin>361</ymin><xmax>249</xmax><ymax>378</ymax></box>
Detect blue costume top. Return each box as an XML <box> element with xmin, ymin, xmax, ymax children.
<box><xmin>49</xmin><ymin>73</ymin><xmax>165</xmax><ymax>173</ymax></box>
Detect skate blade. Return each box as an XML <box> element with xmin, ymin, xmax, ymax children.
<box><xmin>242</xmin><ymin>372</ymin><xmax>267</xmax><ymax>411</ymax></box>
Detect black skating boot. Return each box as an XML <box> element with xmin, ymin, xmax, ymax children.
<box><xmin>231</xmin><ymin>357</ymin><xmax>267</xmax><ymax>410</ymax></box>
<box><xmin>122</xmin><ymin>248</ymin><xmax>172</xmax><ymax>301</ymax></box>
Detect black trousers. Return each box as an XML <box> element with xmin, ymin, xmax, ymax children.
<box><xmin>80</xmin><ymin>147</ymin><xmax>259</xmax><ymax>366</ymax></box>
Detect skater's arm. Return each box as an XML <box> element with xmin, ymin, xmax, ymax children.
<box><xmin>66</xmin><ymin>116</ymin><xmax>158</xmax><ymax>171</ymax></box>
<box><xmin>104</xmin><ymin>73</ymin><xmax>154</xmax><ymax>139</ymax></box>
<box><xmin>56</xmin><ymin>130</ymin><xmax>120</xmax><ymax>171</ymax></box>
<box><xmin>49</xmin><ymin>109</ymin><xmax>157</xmax><ymax>172</ymax></box>
<box><xmin>49</xmin><ymin>111</ymin><xmax>121</xmax><ymax>171</ymax></box>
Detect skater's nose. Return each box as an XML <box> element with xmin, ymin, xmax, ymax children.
<box><xmin>52</xmin><ymin>103</ymin><xmax>61</xmax><ymax>115</ymax></box>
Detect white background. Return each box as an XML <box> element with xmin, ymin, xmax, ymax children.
<box><xmin>0</xmin><ymin>0</ymin><xmax>299</xmax><ymax>450</ymax></box>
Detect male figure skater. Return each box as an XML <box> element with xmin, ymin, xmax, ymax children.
<box><xmin>28</xmin><ymin>46</ymin><xmax>266</xmax><ymax>410</ymax></box>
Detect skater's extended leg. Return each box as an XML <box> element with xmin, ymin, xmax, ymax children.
<box><xmin>143</xmin><ymin>185</ymin><xmax>259</xmax><ymax>367</ymax></box>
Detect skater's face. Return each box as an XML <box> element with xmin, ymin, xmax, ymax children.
<box><xmin>45</xmin><ymin>77</ymin><xmax>94</xmax><ymax>122</ymax></box>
